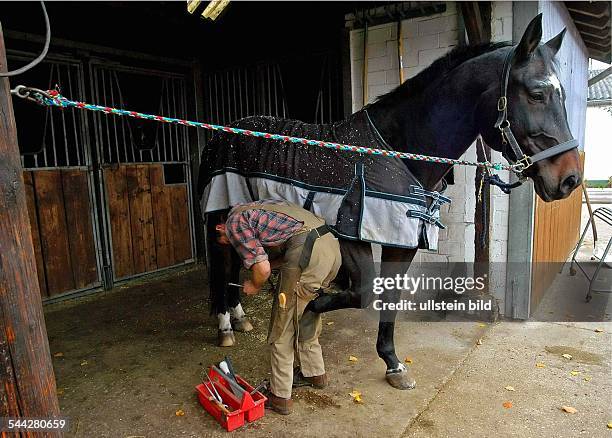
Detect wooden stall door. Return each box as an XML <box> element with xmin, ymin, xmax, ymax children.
<box><xmin>104</xmin><ymin>164</ymin><xmax>192</xmax><ymax>281</ymax></box>
<box><xmin>531</xmin><ymin>153</ymin><xmax>585</xmax><ymax>310</ymax></box>
<box><xmin>23</xmin><ymin>170</ymin><xmax>99</xmax><ymax>298</ymax></box>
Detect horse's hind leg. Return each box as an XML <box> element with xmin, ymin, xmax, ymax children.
<box><xmin>205</xmin><ymin>212</ymin><xmax>237</xmax><ymax>346</ymax></box>
<box><xmin>227</xmin><ymin>249</ymin><xmax>253</xmax><ymax>333</ymax></box>
<box><xmin>306</xmin><ymin>240</ymin><xmax>376</xmax><ymax>313</ymax></box>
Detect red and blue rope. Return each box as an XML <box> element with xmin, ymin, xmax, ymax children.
<box><xmin>32</xmin><ymin>89</ymin><xmax>511</xmax><ymax>172</ymax></box>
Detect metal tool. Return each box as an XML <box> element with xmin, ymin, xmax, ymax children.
<box><xmin>206</xmin><ymin>372</ymin><xmax>223</xmax><ymax>403</ymax></box>
<box><xmin>249</xmin><ymin>379</ymin><xmax>268</xmax><ymax>395</ymax></box>
<box><xmin>219</xmin><ymin>361</ymin><xmax>241</xmax><ymax>397</ymax></box>
<box><xmin>224</xmin><ymin>356</ymin><xmax>237</xmax><ymax>380</ymax></box>
<box><xmin>213</xmin><ymin>365</ymin><xmax>245</xmax><ymax>397</ymax></box>
<box><xmin>208</xmin><ymin>397</ymin><xmax>231</xmax><ymax>415</ymax></box>
<box><xmin>227</xmin><ymin>282</ymin><xmax>243</xmax><ymax>288</ymax></box>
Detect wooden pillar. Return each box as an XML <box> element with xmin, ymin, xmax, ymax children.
<box><xmin>0</xmin><ymin>25</ymin><xmax>62</xmax><ymax>436</ymax></box>
<box><xmin>460</xmin><ymin>2</ymin><xmax>492</xmax><ymax>267</ymax></box>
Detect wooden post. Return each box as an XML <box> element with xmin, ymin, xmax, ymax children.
<box><xmin>460</xmin><ymin>2</ymin><xmax>492</xmax><ymax>265</ymax></box>
<box><xmin>0</xmin><ymin>25</ymin><xmax>62</xmax><ymax>436</ymax></box>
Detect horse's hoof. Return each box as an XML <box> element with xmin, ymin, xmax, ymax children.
<box><xmin>386</xmin><ymin>366</ymin><xmax>416</xmax><ymax>390</ymax></box>
<box><xmin>232</xmin><ymin>317</ymin><xmax>254</xmax><ymax>332</ymax></box>
<box><xmin>218</xmin><ymin>330</ymin><xmax>235</xmax><ymax>347</ymax></box>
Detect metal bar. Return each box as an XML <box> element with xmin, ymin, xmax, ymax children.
<box><xmin>244</xmin><ymin>68</ymin><xmax>250</xmax><ymax>116</ymax></box>
<box><xmin>363</xmin><ymin>22</ymin><xmax>369</xmax><ymax>106</ymax></box>
<box><xmin>220</xmin><ymin>73</ymin><xmax>227</xmax><ymax>123</ymax></box>
<box><xmin>113</xmin><ymin>71</ymin><xmax>132</xmax><ymax>163</ymax></box>
<box><xmin>328</xmin><ymin>56</ymin><xmax>333</xmax><ymax>122</ymax></box>
<box><xmin>276</xmin><ymin>64</ymin><xmax>287</xmax><ymax>118</ymax></box>
<box><xmin>237</xmin><ymin>69</ymin><xmax>243</xmax><ymax>118</ymax></box>
<box><xmin>172</xmin><ymin>79</ymin><xmax>180</xmax><ymax>161</ymax></box>
<box><xmin>168</xmin><ymin>79</ymin><xmax>175</xmax><ymax>162</ymax></box>
<box><xmin>86</xmin><ymin>62</ymin><xmax>109</xmax><ymax>291</ymax></box>
<box><xmin>168</xmin><ymin>79</ymin><xmax>176</xmax><ymax>162</ymax></box>
<box><xmin>266</xmin><ymin>64</ymin><xmax>271</xmax><ymax>115</ymax></box>
<box><xmin>25</xmin><ymin>166</ymin><xmax>89</xmax><ymax>171</ymax></box>
<box><xmin>588</xmin><ymin>66</ymin><xmax>611</xmax><ymax>87</ymax></box>
<box><xmin>231</xmin><ymin>70</ymin><xmax>238</xmax><ymax>121</ymax></box>
<box><xmin>159</xmin><ymin>79</ymin><xmax>167</xmax><ymax>163</ymax></box>
<box><xmin>108</xmin><ymin>69</ymin><xmax>122</xmax><ymax>163</ymax></box>
<box><xmin>100</xmin><ymin>70</ymin><xmax>112</xmax><ymax>163</ymax></box>
<box><xmin>170</xmin><ymin>79</ymin><xmax>176</xmax><ymax>161</ymax></box>
<box><xmin>58</xmin><ymin>66</ymin><xmax>71</xmax><ymax>166</ymax></box>
<box><xmin>159</xmin><ymin>79</ymin><xmax>168</xmax><ymax>162</ymax></box>
<box><xmin>181</xmin><ymin>80</ymin><xmax>188</xmax><ymax>161</ymax></box>
<box><xmin>225</xmin><ymin>70</ymin><xmax>232</xmax><ymax>123</ymax></box>
<box><xmin>48</xmin><ymin>64</ymin><xmax>58</xmax><ymax>166</ymax></box>
<box><xmin>67</xmin><ymin>64</ymin><xmax>81</xmax><ymax>166</ymax></box>
<box><xmin>154</xmin><ymin>82</ymin><xmax>161</xmax><ymax>163</ymax></box>
<box><xmin>272</xmin><ymin>64</ymin><xmax>278</xmax><ymax>117</ymax></box>
<box><xmin>214</xmin><ymin>73</ymin><xmax>220</xmax><ymax>124</ymax></box>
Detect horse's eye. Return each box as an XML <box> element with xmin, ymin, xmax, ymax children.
<box><xmin>529</xmin><ymin>91</ymin><xmax>544</xmax><ymax>101</ymax></box>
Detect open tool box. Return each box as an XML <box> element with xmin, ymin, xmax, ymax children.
<box><xmin>196</xmin><ymin>366</ymin><xmax>267</xmax><ymax>431</ymax></box>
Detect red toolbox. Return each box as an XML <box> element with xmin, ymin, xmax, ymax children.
<box><xmin>196</xmin><ymin>367</ymin><xmax>267</xmax><ymax>431</ymax></box>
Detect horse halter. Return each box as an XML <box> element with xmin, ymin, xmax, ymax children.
<box><xmin>494</xmin><ymin>47</ymin><xmax>578</xmax><ymax>174</ymax></box>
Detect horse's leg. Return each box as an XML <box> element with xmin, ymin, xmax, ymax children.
<box><xmin>227</xmin><ymin>248</ymin><xmax>253</xmax><ymax>332</ymax></box>
<box><xmin>377</xmin><ymin>246</ymin><xmax>418</xmax><ymax>390</ymax></box>
<box><xmin>205</xmin><ymin>212</ymin><xmax>236</xmax><ymax>347</ymax></box>
<box><xmin>306</xmin><ymin>240</ymin><xmax>376</xmax><ymax>313</ymax></box>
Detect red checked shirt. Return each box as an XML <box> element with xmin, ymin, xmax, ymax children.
<box><xmin>225</xmin><ymin>199</ymin><xmax>304</xmax><ymax>269</ymax></box>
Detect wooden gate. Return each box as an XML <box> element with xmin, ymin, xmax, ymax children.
<box><xmin>12</xmin><ymin>54</ymin><xmax>196</xmax><ymax>300</ymax></box>
<box><xmin>103</xmin><ymin>164</ymin><xmax>192</xmax><ymax>279</ymax></box>
<box><xmin>531</xmin><ymin>153</ymin><xmax>585</xmax><ymax>309</ymax></box>
<box><xmin>13</xmin><ymin>56</ymin><xmax>102</xmax><ymax>300</ymax></box>
<box><xmin>92</xmin><ymin>63</ymin><xmax>195</xmax><ymax>283</ymax></box>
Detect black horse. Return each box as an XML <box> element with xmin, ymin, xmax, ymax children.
<box><xmin>197</xmin><ymin>15</ymin><xmax>582</xmax><ymax>390</ymax></box>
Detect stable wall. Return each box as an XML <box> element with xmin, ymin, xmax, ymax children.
<box><xmin>349</xmin><ymin>2</ymin><xmax>477</xmax><ymax>265</ymax></box>
<box><xmin>348</xmin><ymin>2</ymin><xmax>512</xmax><ymax>273</ymax></box>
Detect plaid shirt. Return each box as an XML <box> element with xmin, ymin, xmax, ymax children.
<box><xmin>225</xmin><ymin>199</ymin><xmax>304</xmax><ymax>269</ymax></box>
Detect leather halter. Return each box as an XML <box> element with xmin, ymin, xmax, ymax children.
<box><xmin>494</xmin><ymin>48</ymin><xmax>578</xmax><ymax>174</ymax></box>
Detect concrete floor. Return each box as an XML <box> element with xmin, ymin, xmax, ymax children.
<box><xmin>43</xmin><ymin>206</ymin><xmax>611</xmax><ymax>437</ymax></box>
<box><xmin>44</xmin><ymin>266</ymin><xmax>491</xmax><ymax>437</ymax></box>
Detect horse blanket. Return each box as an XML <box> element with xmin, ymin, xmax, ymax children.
<box><xmin>197</xmin><ymin>110</ymin><xmax>451</xmax><ymax>250</ymax></box>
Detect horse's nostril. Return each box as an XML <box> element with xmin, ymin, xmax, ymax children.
<box><xmin>561</xmin><ymin>174</ymin><xmax>581</xmax><ymax>193</ymax></box>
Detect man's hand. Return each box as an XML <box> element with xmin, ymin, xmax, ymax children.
<box><xmin>243</xmin><ymin>279</ymin><xmax>261</xmax><ymax>296</ymax></box>
<box><xmin>244</xmin><ymin>260</ymin><xmax>271</xmax><ymax>296</ymax></box>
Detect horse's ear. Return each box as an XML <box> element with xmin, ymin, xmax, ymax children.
<box><xmin>516</xmin><ymin>13</ymin><xmax>543</xmax><ymax>61</ymax></box>
<box><xmin>545</xmin><ymin>28</ymin><xmax>566</xmax><ymax>56</ymax></box>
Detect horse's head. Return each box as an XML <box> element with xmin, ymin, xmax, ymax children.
<box><xmin>481</xmin><ymin>14</ymin><xmax>582</xmax><ymax>202</ymax></box>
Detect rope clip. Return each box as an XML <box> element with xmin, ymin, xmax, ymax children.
<box><xmin>10</xmin><ymin>85</ymin><xmax>53</xmax><ymax>105</ymax></box>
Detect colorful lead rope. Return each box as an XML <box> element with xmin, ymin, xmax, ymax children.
<box><xmin>24</xmin><ymin>88</ymin><xmax>513</xmax><ymax>172</ymax></box>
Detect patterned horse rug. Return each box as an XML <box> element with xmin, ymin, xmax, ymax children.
<box><xmin>197</xmin><ymin>110</ymin><xmax>451</xmax><ymax>250</ymax></box>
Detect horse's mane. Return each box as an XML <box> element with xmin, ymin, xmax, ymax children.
<box><xmin>376</xmin><ymin>41</ymin><xmax>512</xmax><ymax>103</ymax></box>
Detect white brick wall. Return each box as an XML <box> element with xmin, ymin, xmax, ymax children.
<box><xmin>350</xmin><ymin>2</ymin><xmax>459</xmax><ymax>111</ymax></box>
<box><xmin>348</xmin><ymin>1</ymin><xmax>517</xmax><ymax>280</ymax></box>
<box><xmin>350</xmin><ymin>2</ymin><xmax>478</xmax><ymax>266</ymax></box>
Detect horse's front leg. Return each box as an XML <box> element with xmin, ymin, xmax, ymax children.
<box><xmin>378</xmin><ymin>246</ymin><xmax>418</xmax><ymax>389</ymax></box>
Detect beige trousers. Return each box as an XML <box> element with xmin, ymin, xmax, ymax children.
<box><xmin>268</xmin><ymin>233</ymin><xmax>341</xmax><ymax>399</ymax></box>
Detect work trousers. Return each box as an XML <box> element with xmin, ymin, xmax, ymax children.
<box><xmin>268</xmin><ymin>232</ymin><xmax>341</xmax><ymax>399</ymax></box>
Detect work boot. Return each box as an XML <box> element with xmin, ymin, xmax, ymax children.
<box><xmin>231</xmin><ymin>317</ymin><xmax>253</xmax><ymax>332</ymax></box>
<box><xmin>217</xmin><ymin>329</ymin><xmax>235</xmax><ymax>347</ymax></box>
<box><xmin>293</xmin><ymin>370</ymin><xmax>329</xmax><ymax>389</ymax></box>
<box><xmin>265</xmin><ymin>393</ymin><xmax>293</xmax><ymax>415</ymax></box>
